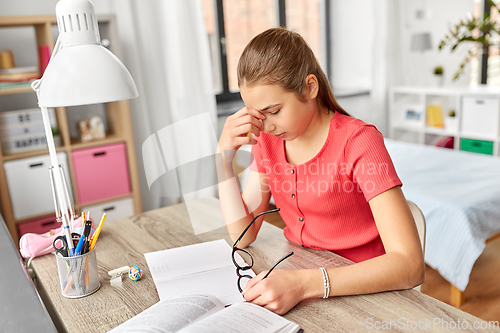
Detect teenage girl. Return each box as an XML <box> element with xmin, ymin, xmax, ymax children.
<box><xmin>217</xmin><ymin>28</ymin><xmax>424</xmax><ymax>315</ymax></box>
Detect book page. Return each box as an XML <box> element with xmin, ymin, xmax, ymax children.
<box><xmin>179</xmin><ymin>302</ymin><xmax>300</xmax><ymax>333</ymax></box>
<box><xmin>108</xmin><ymin>295</ymin><xmax>225</xmax><ymax>333</ymax></box>
<box><xmin>145</xmin><ymin>240</ymin><xmax>242</xmax><ymax>280</ymax></box>
<box><xmin>145</xmin><ymin>239</ymin><xmax>254</xmax><ymax>306</ymax></box>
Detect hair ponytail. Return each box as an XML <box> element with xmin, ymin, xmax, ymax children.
<box><xmin>237</xmin><ymin>27</ymin><xmax>349</xmax><ymax>116</ymax></box>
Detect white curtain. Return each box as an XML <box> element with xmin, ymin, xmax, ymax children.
<box><xmin>108</xmin><ymin>0</ymin><xmax>218</xmax><ymax>211</ymax></box>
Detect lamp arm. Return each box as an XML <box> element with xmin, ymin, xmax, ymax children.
<box><xmin>32</xmin><ymin>35</ymin><xmax>76</xmax><ymax>256</ymax></box>
<box><xmin>40</xmin><ymin>106</ymin><xmax>75</xmax><ymax>256</ymax></box>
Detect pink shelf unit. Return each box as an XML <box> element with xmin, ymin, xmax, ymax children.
<box><xmin>17</xmin><ymin>215</ymin><xmax>61</xmax><ymax>238</ymax></box>
<box><xmin>72</xmin><ymin>142</ymin><xmax>131</xmax><ymax>204</ymax></box>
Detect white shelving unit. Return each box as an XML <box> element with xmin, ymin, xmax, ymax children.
<box><xmin>389</xmin><ymin>86</ymin><xmax>500</xmax><ymax>157</ymax></box>
<box><xmin>0</xmin><ymin>15</ymin><xmax>142</xmax><ymax>244</ymax></box>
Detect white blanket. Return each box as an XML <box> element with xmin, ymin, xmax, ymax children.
<box><xmin>385</xmin><ymin>139</ymin><xmax>500</xmax><ymax>291</ymax></box>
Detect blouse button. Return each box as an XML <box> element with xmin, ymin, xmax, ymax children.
<box><xmin>291</xmin><ymin>194</ymin><xmax>295</xmax><ymax>199</ymax></box>
<box><xmin>291</xmin><ymin>169</ymin><xmax>295</xmax><ymax>174</ymax></box>
<box><xmin>299</xmin><ymin>217</ymin><xmax>303</xmax><ymax>222</ymax></box>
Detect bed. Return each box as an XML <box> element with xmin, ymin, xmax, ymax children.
<box><xmin>385</xmin><ymin>139</ymin><xmax>500</xmax><ymax>305</ymax></box>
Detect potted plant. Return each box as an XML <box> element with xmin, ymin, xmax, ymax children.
<box><xmin>433</xmin><ymin>66</ymin><xmax>444</xmax><ymax>86</ymax></box>
<box><xmin>438</xmin><ymin>0</ymin><xmax>500</xmax><ymax>81</ymax></box>
<box><xmin>445</xmin><ymin>109</ymin><xmax>458</xmax><ymax>132</ymax></box>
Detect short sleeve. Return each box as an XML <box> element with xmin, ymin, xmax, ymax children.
<box><xmin>249</xmin><ymin>138</ymin><xmax>265</xmax><ymax>173</ymax></box>
<box><xmin>344</xmin><ymin>125</ymin><xmax>402</xmax><ymax>201</ymax></box>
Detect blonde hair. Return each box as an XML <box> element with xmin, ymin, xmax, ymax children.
<box><xmin>237</xmin><ymin>27</ymin><xmax>348</xmax><ymax>116</ymax></box>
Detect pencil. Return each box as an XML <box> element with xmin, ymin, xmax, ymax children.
<box><xmin>89</xmin><ymin>213</ymin><xmax>106</xmax><ymax>251</ymax></box>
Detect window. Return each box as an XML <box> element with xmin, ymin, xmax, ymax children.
<box><xmin>470</xmin><ymin>0</ymin><xmax>500</xmax><ymax>85</ymax></box>
<box><xmin>285</xmin><ymin>0</ymin><xmax>322</xmax><ymax>66</ymax></box>
<box><xmin>202</xmin><ymin>0</ymin><xmax>331</xmax><ymax>105</ymax></box>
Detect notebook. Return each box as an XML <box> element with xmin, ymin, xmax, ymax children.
<box><xmin>145</xmin><ymin>239</ymin><xmax>254</xmax><ymax>306</ymax></box>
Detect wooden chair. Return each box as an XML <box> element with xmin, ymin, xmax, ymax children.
<box><xmin>407</xmin><ymin>200</ymin><xmax>426</xmax><ymax>292</ymax></box>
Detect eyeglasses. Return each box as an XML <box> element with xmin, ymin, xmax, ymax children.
<box><xmin>232</xmin><ymin>208</ymin><xmax>294</xmax><ymax>293</ymax></box>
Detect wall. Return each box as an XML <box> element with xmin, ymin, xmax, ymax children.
<box><xmin>329</xmin><ymin>0</ymin><xmax>475</xmax><ymax>134</ymax></box>
<box><xmin>395</xmin><ymin>0</ymin><xmax>475</xmax><ymax>87</ymax></box>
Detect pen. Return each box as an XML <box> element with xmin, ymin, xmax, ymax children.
<box><xmin>74</xmin><ymin>234</ymin><xmax>85</xmax><ymax>256</ymax></box>
<box><xmin>89</xmin><ymin>213</ymin><xmax>106</xmax><ymax>251</ymax></box>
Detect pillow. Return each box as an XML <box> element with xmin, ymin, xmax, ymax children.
<box><xmin>19</xmin><ymin>216</ymin><xmax>95</xmax><ymax>258</ymax></box>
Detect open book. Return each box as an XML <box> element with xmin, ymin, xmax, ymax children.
<box><xmin>109</xmin><ymin>294</ymin><xmax>301</xmax><ymax>333</ymax></box>
<box><xmin>145</xmin><ymin>239</ymin><xmax>255</xmax><ymax>305</ymax></box>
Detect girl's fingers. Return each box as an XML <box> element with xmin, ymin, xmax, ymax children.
<box><xmin>219</xmin><ymin>107</ymin><xmax>264</xmax><ymax>151</ymax></box>
<box><xmin>230</xmin><ymin>123</ymin><xmax>261</xmax><ymax>139</ymax></box>
<box><xmin>232</xmin><ymin>107</ymin><xmax>266</xmax><ymax>121</ymax></box>
<box><xmin>245</xmin><ymin>273</ymin><xmax>264</xmax><ymax>290</ymax></box>
<box><xmin>249</xmin><ymin>295</ymin><xmax>267</xmax><ymax>307</ymax></box>
<box><xmin>242</xmin><ymin>271</ymin><xmax>266</xmax><ymax>298</ymax></box>
<box><xmin>247</xmin><ymin>108</ymin><xmax>266</xmax><ymax>120</ymax></box>
<box><xmin>242</xmin><ymin>283</ymin><xmax>261</xmax><ymax>302</ymax></box>
<box><xmin>231</xmin><ymin>114</ymin><xmax>264</xmax><ymax>132</ymax></box>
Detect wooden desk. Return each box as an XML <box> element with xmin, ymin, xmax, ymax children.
<box><xmin>31</xmin><ymin>197</ymin><xmax>491</xmax><ymax>332</ymax></box>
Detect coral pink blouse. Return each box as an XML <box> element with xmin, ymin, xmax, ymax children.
<box><xmin>250</xmin><ymin>112</ymin><xmax>402</xmax><ymax>262</ymax></box>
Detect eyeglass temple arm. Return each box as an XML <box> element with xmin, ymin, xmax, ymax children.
<box><xmin>263</xmin><ymin>251</ymin><xmax>294</xmax><ymax>279</ymax></box>
<box><xmin>233</xmin><ymin>208</ymin><xmax>280</xmax><ymax>248</ymax></box>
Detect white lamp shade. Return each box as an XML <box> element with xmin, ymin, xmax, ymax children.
<box><xmin>37</xmin><ymin>44</ymin><xmax>138</xmax><ymax>107</ymax></box>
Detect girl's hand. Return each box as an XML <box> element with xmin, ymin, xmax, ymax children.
<box><xmin>241</xmin><ymin>269</ymin><xmax>309</xmax><ymax>315</ymax></box>
<box><xmin>217</xmin><ymin>107</ymin><xmax>266</xmax><ymax>163</ymax></box>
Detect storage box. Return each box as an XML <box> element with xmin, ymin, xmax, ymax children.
<box><xmin>460</xmin><ymin>138</ymin><xmax>494</xmax><ymax>155</ymax></box>
<box><xmin>0</xmin><ymin>108</ymin><xmax>45</xmax><ymax>126</ymax></box>
<box><xmin>0</xmin><ymin>108</ymin><xmax>57</xmax><ymax>154</ymax></box>
<box><xmin>0</xmin><ymin>123</ymin><xmax>45</xmax><ymax>137</ymax></box>
<box><xmin>81</xmin><ymin>197</ymin><xmax>135</xmax><ymax>222</ymax></box>
<box><xmin>4</xmin><ymin>152</ymin><xmax>72</xmax><ymax>219</ymax></box>
<box><xmin>1</xmin><ymin>134</ymin><xmax>48</xmax><ymax>154</ymax></box>
<box><xmin>17</xmin><ymin>215</ymin><xmax>61</xmax><ymax>237</ymax></box>
<box><xmin>461</xmin><ymin>97</ymin><xmax>500</xmax><ymax>138</ymax></box>
<box><xmin>72</xmin><ymin>143</ymin><xmax>130</xmax><ymax>204</ymax></box>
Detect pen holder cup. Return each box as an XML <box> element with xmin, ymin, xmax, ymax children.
<box><xmin>55</xmin><ymin>249</ymin><xmax>101</xmax><ymax>298</ymax></box>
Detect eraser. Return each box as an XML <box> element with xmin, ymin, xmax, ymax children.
<box><xmin>108</xmin><ymin>266</ymin><xmax>130</xmax><ymax>276</ymax></box>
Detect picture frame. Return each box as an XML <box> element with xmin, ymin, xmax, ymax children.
<box><xmin>401</xmin><ymin>105</ymin><xmax>424</xmax><ymax>127</ymax></box>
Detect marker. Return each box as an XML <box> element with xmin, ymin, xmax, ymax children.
<box><xmin>81</xmin><ymin>220</ymin><xmax>92</xmax><ymax>254</ymax></box>
<box><xmin>89</xmin><ymin>213</ymin><xmax>106</xmax><ymax>251</ymax></box>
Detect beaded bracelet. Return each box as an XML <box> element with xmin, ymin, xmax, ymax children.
<box><xmin>319</xmin><ymin>267</ymin><xmax>330</xmax><ymax>299</ymax></box>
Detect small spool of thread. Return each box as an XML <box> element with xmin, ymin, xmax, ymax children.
<box><xmin>129</xmin><ymin>266</ymin><xmax>143</xmax><ymax>281</ymax></box>
<box><xmin>0</xmin><ymin>50</ymin><xmax>15</xmax><ymax>69</ymax></box>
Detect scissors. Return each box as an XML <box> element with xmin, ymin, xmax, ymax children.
<box><xmin>53</xmin><ymin>233</ymin><xmax>81</xmax><ymax>257</ymax></box>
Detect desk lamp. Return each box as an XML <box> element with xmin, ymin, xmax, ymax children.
<box><xmin>31</xmin><ymin>0</ymin><xmax>138</xmax><ymax>256</ymax></box>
